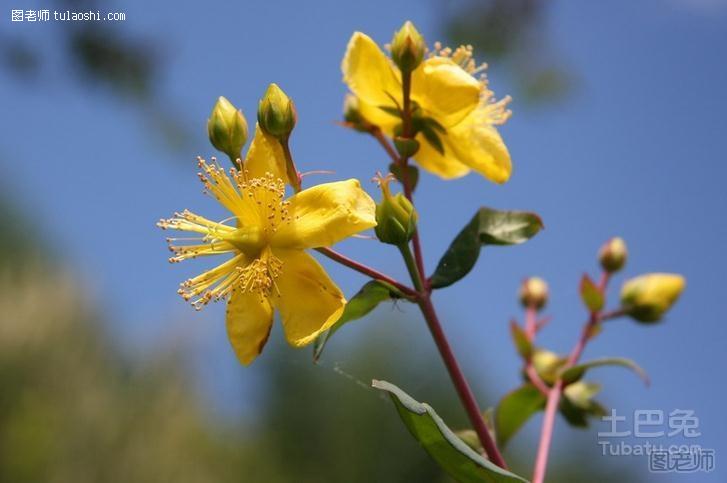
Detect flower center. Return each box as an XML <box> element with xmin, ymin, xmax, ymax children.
<box><xmin>225</xmin><ymin>225</ymin><xmax>266</xmax><ymax>258</ymax></box>
<box><xmin>236</xmin><ymin>250</ymin><xmax>283</xmax><ymax>297</ymax></box>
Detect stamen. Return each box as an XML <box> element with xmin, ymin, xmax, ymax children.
<box><xmin>233</xmin><ymin>172</ymin><xmax>291</xmax><ymax>235</ymax></box>
<box><xmin>158</xmin><ymin>164</ymin><xmax>290</xmax><ymax>310</ymax></box>
<box><xmin>431</xmin><ymin>42</ymin><xmax>488</xmax><ymax>78</ymax></box>
<box><xmin>236</xmin><ymin>251</ymin><xmax>283</xmax><ymax>297</ymax></box>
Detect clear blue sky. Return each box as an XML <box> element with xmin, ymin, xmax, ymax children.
<box><xmin>2</xmin><ymin>0</ymin><xmax>726</xmax><ymax>480</ymax></box>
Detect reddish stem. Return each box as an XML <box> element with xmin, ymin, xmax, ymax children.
<box><xmin>523</xmin><ymin>306</ymin><xmax>550</xmax><ymax>396</ymax></box>
<box><xmin>315</xmin><ymin>247</ymin><xmax>417</xmax><ymax>299</ymax></box>
<box><xmin>532</xmin><ymin>273</ymin><xmax>611</xmax><ymax>483</ymax></box>
<box><xmin>419</xmin><ymin>296</ymin><xmax>508</xmax><ymax>469</ymax></box>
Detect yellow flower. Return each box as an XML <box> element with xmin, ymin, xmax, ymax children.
<box><xmin>158</xmin><ymin>127</ymin><xmax>376</xmax><ymax>365</ymax></box>
<box><xmin>620</xmin><ymin>273</ymin><xmax>686</xmax><ymax>322</ymax></box>
<box><xmin>341</xmin><ymin>29</ymin><xmax>512</xmax><ymax>183</ymax></box>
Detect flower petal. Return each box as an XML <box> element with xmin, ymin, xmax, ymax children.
<box><xmin>413</xmin><ymin>132</ymin><xmax>470</xmax><ymax>179</ymax></box>
<box><xmin>411</xmin><ymin>57</ymin><xmax>481</xmax><ymax>128</ymax></box>
<box><xmin>357</xmin><ymin>96</ymin><xmax>400</xmax><ymax>133</ymax></box>
<box><xmin>342</xmin><ymin>32</ymin><xmax>401</xmax><ymax>108</ymax></box>
<box><xmin>225</xmin><ymin>289</ymin><xmax>274</xmax><ymax>365</ymax></box>
<box><xmin>271</xmin><ymin>179</ymin><xmax>376</xmax><ymax>249</ymax></box>
<box><xmin>272</xmin><ymin>250</ymin><xmax>345</xmax><ymax>347</ymax></box>
<box><xmin>243</xmin><ymin>123</ymin><xmax>288</xmax><ymax>183</ymax></box>
<box><xmin>448</xmin><ymin>110</ymin><xmax>512</xmax><ymax>184</ymax></box>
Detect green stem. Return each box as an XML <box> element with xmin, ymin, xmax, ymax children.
<box><xmin>392</xmin><ymin>67</ymin><xmax>507</xmax><ymax>468</ymax></box>
<box><xmin>398</xmin><ymin>244</ymin><xmax>424</xmax><ymax>293</ymax></box>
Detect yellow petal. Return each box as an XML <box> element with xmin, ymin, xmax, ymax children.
<box><xmin>447</xmin><ymin>107</ymin><xmax>512</xmax><ymax>184</ymax></box>
<box><xmin>243</xmin><ymin>123</ymin><xmax>288</xmax><ymax>183</ymax></box>
<box><xmin>271</xmin><ymin>179</ymin><xmax>376</xmax><ymax>249</ymax></box>
<box><xmin>413</xmin><ymin>132</ymin><xmax>470</xmax><ymax>179</ymax></box>
<box><xmin>272</xmin><ymin>250</ymin><xmax>345</xmax><ymax>347</ymax></box>
<box><xmin>342</xmin><ymin>32</ymin><xmax>401</xmax><ymax>108</ymax></box>
<box><xmin>411</xmin><ymin>57</ymin><xmax>481</xmax><ymax>128</ymax></box>
<box><xmin>225</xmin><ymin>289</ymin><xmax>274</xmax><ymax>365</ymax></box>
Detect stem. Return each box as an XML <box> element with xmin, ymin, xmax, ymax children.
<box><xmin>315</xmin><ymin>247</ymin><xmax>417</xmax><ymax>299</ymax></box>
<box><xmin>532</xmin><ymin>273</ymin><xmax>611</xmax><ymax>483</ymax></box>
<box><xmin>398</xmin><ymin>243</ymin><xmax>507</xmax><ymax>468</ymax></box>
<box><xmin>523</xmin><ymin>306</ymin><xmax>550</xmax><ymax>396</ymax></box>
<box><xmin>371</xmin><ymin>128</ymin><xmax>400</xmax><ymax>164</ymax></box>
<box><xmin>388</xmin><ymin>68</ymin><xmax>506</xmax><ymax>466</ymax></box>
<box><xmin>398</xmin><ymin>244</ymin><xmax>424</xmax><ymax>293</ymax></box>
<box><xmin>398</xmin><ymin>70</ymin><xmax>428</xmax><ymax>289</ymax></box>
<box><xmin>419</xmin><ymin>296</ymin><xmax>509</xmax><ymax>469</ymax></box>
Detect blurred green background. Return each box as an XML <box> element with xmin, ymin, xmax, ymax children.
<box><xmin>2</xmin><ymin>0</ymin><xmax>724</xmax><ymax>481</ymax></box>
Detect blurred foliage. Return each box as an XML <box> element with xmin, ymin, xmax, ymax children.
<box><xmin>441</xmin><ymin>0</ymin><xmax>574</xmax><ymax>105</ymax></box>
<box><xmin>0</xmin><ymin>256</ymin><xmax>643</xmax><ymax>481</ymax></box>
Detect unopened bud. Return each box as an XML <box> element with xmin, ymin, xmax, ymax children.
<box><xmin>599</xmin><ymin>237</ymin><xmax>628</xmax><ymax>273</ymax></box>
<box><xmin>257</xmin><ymin>83</ymin><xmax>296</xmax><ymax>139</ymax></box>
<box><xmin>390</xmin><ymin>21</ymin><xmax>426</xmax><ymax>73</ymax></box>
<box><xmin>532</xmin><ymin>349</ymin><xmax>564</xmax><ymax>385</ymax></box>
<box><xmin>374</xmin><ymin>173</ymin><xmax>417</xmax><ymax>245</ymax></box>
<box><xmin>519</xmin><ymin>277</ymin><xmax>549</xmax><ymax>311</ymax></box>
<box><xmin>208</xmin><ymin>96</ymin><xmax>248</xmax><ymax>161</ymax></box>
<box><xmin>620</xmin><ymin>273</ymin><xmax>686</xmax><ymax>323</ymax></box>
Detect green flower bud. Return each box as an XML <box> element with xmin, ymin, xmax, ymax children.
<box><xmin>599</xmin><ymin>237</ymin><xmax>628</xmax><ymax>273</ymax></box>
<box><xmin>390</xmin><ymin>21</ymin><xmax>426</xmax><ymax>73</ymax></box>
<box><xmin>374</xmin><ymin>173</ymin><xmax>417</xmax><ymax>245</ymax></box>
<box><xmin>257</xmin><ymin>83</ymin><xmax>297</xmax><ymax>139</ymax></box>
<box><xmin>620</xmin><ymin>273</ymin><xmax>686</xmax><ymax>323</ymax></box>
<box><xmin>531</xmin><ymin>349</ymin><xmax>564</xmax><ymax>385</ymax></box>
<box><xmin>519</xmin><ymin>277</ymin><xmax>549</xmax><ymax>311</ymax></box>
<box><xmin>207</xmin><ymin>96</ymin><xmax>248</xmax><ymax>161</ymax></box>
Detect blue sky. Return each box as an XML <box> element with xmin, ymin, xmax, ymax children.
<box><xmin>2</xmin><ymin>0</ymin><xmax>726</xmax><ymax>480</ymax></box>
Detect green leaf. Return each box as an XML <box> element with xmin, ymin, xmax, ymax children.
<box><xmin>313</xmin><ymin>281</ymin><xmax>401</xmax><ymax>362</ymax></box>
<box><xmin>559</xmin><ymin>383</ymin><xmax>608</xmax><ymax>428</ymax></box>
<box><xmin>377</xmin><ymin>105</ymin><xmax>402</xmax><ymax>117</ymax></box>
<box><xmin>509</xmin><ymin>321</ymin><xmax>533</xmax><ymax>360</ymax></box>
<box><xmin>430</xmin><ymin>207</ymin><xmax>544</xmax><ymax>289</ymax></box>
<box><xmin>579</xmin><ymin>274</ymin><xmax>604</xmax><ymax>312</ymax></box>
<box><xmin>420</xmin><ymin>123</ymin><xmax>445</xmax><ymax>155</ymax></box>
<box><xmin>495</xmin><ymin>384</ymin><xmax>546</xmax><ymax>447</ymax></box>
<box><xmin>373</xmin><ymin>380</ymin><xmax>529</xmax><ymax>483</ymax></box>
<box><xmin>389</xmin><ymin>162</ymin><xmax>419</xmax><ymax>193</ymax></box>
<box><xmin>560</xmin><ymin>357</ymin><xmax>650</xmax><ymax>386</ymax></box>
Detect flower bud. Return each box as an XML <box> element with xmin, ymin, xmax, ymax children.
<box><xmin>519</xmin><ymin>277</ymin><xmax>549</xmax><ymax>311</ymax></box>
<box><xmin>374</xmin><ymin>173</ymin><xmax>417</xmax><ymax>245</ymax></box>
<box><xmin>207</xmin><ymin>96</ymin><xmax>248</xmax><ymax>161</ymax></box>
<box><xmin>257</xmin><ymin>83</ymin><xmax>297</xmax><ymax>139</ymax></box>
<box><xmin>599</xmin><ymin>237</ymin><xmax>628</xmax><ymax>273</ymax></box>
<box><xmin>620</xmin><ymin>273</ymin><xmax>686</xmax><ymax>323</ymax></box>
<box><xmin>532</xmin><ymin>349</ymin><xmax>564</xmax><ymax>385</ymax></box>
<box><xmin>390</xmin><ymin>21</ymin><xmax>426</xmax><ymax>73</ymax></box>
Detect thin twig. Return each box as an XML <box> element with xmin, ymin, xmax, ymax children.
<box><xmin>315</xmin><ymin>247</ymin><xmax>418</xmax><ymax>300</ymax></box>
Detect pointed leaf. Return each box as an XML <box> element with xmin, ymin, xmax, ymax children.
<box><xmin>495</xmin><ymin>384</ymin><xmax>546</xmax><ymax>447</ymax></box>
<box><xmin>313</xmin><ymin>281</ymin><xmax>401</xmax><ymax>362</ymax></box>
<box><xmin>509</xmin><ymin>321</ymin><xmax>533</xmax><ymax>360</ymax></box>
<box><xmin>560</xmin><ymin>357</ymin><xmax>649</xmax><ymax>386</ymax></box>
<box><xmin>431</xmin><ymin>208</ymin><xmax>543</xmax><ymax>289</ymax></box>
<box><xmin>373</xmin><ymin>380</ymin><xmax>529</xmax><ymax>483</ymax></box>
<box><xmin>579</xmin><ymin>274</ymin><xmax>604</xmax><ymax>312</ymax></box>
